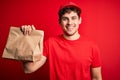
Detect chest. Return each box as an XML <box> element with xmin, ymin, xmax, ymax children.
<box><xmin>49</xmin><ymin>41</ymin><xmax>93</xmax><ymax>65</ymax></box>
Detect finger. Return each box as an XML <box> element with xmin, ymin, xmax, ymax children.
<box><xmin>31</xmin><ymin>25</ymin><xmax>36</xmax><ymax>30</ymax></box>
<box><xmin>24</xmin><ymin>25</ymin><xmax>28</xmax><ymax>35</ymax></box>
<box><xmin>28</xmin><ymin>25</ymin><xmax>32</xmax><ymax>35</ymax></box>
<box><xmin>27</xmin><ymin>25</ymin><xmax>30</xmax><ymax>35</ymax></box>
<box><xmin>21</xmin><ymin>25</ymin><xmax>26</xmax><ymax>35</ymax></box>
<box><xmin>21</xmin><ymin>25</ymin><xmax>25</xmax><ymax>32</ymax></box>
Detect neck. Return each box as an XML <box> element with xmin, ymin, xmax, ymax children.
<box><xmin>63</xmin><ymin>32</ymin><xmax>80</xmax><ymax>40</ymax></box>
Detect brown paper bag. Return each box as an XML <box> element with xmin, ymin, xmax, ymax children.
<box><xmin>2</xmin><ymin>26</ymin><xmax>44</xmax><ymax>62</ymax></box>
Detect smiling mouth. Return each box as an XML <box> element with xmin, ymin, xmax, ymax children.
<box><xmin>67</xmin><ymin>27</ymin><xmax>73</xmax><ymax>31</ymax></box>
<box><xmin>66</xmin><ymin>25</ymin><xmax>75</xmax><ymax>31</ymax></box>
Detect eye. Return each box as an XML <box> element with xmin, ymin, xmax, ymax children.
<box><xmin>62</xmin><ymin>17</ymin><xmax>68</xmax><ymax>21</ymax></box>
<box><xmin>72</xmin><ymin>16</ymin><xmax>77</xmax><ymax>20</ymax></box>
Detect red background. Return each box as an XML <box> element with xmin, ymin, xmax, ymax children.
<box><xmin>0</xmin><ymin>0</ymin><xmax>120</xmax><ymax>80</ymax></box>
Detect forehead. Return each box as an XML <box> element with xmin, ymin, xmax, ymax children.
<box><xmin>62</xmin><ymin>11</ymin><xmax>78</xmax><ymax>18</ymax></box>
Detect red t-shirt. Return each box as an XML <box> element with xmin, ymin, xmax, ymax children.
<box><xmin>43</xmin><ymin>35</ymin><xmax>101</xmax><ymax>80</ymax></box>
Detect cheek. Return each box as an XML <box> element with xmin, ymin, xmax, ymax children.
<box><xmin>75</xmin><ymin>21</ymin><xmax>81</xmax><ymax>25</ymax></box>
<box><xmin>60</xmin><ymin>23</ymin><xmax>65</xmax><ymax>29</ymax></box>
<box><xmin>61</xmin><ymin>21</ymin><xmax>66</xmax><ymax>26</ymax></box>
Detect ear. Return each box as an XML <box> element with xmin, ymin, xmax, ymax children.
<box><xmin>79</xmin><ymin>17</ymin><xmax>82</xmax><ymax>24</ymax></box>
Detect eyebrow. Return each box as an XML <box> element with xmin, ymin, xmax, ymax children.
<box><xmin>62</xmin><ymin>15</ymin><xmax>78</xmax><ymax>19</ymax></box>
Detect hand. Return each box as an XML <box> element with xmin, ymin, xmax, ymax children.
<box><xmin>21</xmin><ymin>25</ymin><xmax>35</xmax><ymax>35</ymax></box>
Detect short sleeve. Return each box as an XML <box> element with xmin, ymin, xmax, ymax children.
<box><xmin>91</xmin><ymin>44</ymin><xmax>101</xmax><ymax>68</ymax></box>
<box><xmin>43</xmin><ymin>39</ymin><xmax>49</xmax><ymax>58</ymax></box>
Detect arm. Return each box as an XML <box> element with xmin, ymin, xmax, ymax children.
<box><xmin>91</xmin><ymin>67</ymin><xmax>102</xmax><ymax>80</ymax></box>
<box><xmin>21</xmin><ymin>25</ymin><xmax>47</xmax><ymax>73</ymax></box>
<box><xmin>22</xmin><ymin>55</ymin><xmax>47</xmax><ymax>73</ymax></box>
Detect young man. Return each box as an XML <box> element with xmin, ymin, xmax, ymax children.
<box><xmin>21</xmin><ymin>2</ymin><xmax>102</xmax><ymax>80</ymax></box>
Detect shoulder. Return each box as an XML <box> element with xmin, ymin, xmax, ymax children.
<box><xmin>44</xmin><ymin>35</ymin><xmax>62</xmax><ymax>44</ymax></box>
<box><xmin>80</xmin><ymin>35</ymin><xmax>99</xmax><ymax>48</ymax></box>
<box><xmin>80</xmin><ymin>36</ymin><xmax>101</xmax><ymax>56</ymax></box>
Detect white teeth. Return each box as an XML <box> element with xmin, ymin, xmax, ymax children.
<box><xmin>67</xmin><ymin>27</ymin><xmax>73</xmax><ymax>31</ymax></box>
<box><xmin>66</xmin><ymin>25</ymin><xmax>72</xmax><ymax>28</ymax></box>
<box><xmin>65</xmin><ymin>25</ymin><xmax>74</xmax><ymax>31</ymax></box>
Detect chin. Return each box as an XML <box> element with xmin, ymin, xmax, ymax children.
<box><xmin>64</xmin><ymin>30</ymin><xmax>78</xmax><ymax>36</ymax></box>
<box><xmin>65</xmin><ymin>32</ymin><xmax>75</xmax><ymax>36</ymax></box>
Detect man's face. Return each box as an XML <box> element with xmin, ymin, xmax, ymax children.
<box><xmin>60</xmin><ymin>11</ymin><xmax>81</xmax><ymax>36</ymax></box>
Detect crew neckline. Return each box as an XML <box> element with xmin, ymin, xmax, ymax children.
<box><xmin>59</xmin><ymin>34</ymin><xmax>82</xmax><ymax>43</ymax></box>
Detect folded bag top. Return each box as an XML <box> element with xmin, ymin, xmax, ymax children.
<box><xmin>2</xmin><ymin>26</ymin><xmax>44</xmax><ymax>62</ymax></box>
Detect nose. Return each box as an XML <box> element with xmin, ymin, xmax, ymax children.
<box><xmin>68</xmin><ymin>19</ymin><xmax>72</xmax><ymax>25</ymax></box>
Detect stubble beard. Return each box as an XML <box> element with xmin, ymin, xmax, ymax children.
<box><xmin>64</xmin><ymin>29</ymin><xmax>78</xmax><ymax>36</ymax></box>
